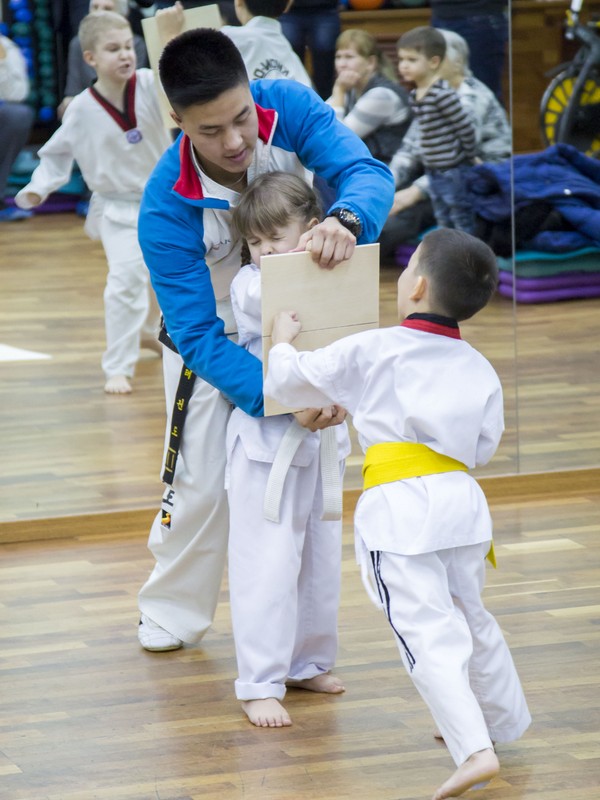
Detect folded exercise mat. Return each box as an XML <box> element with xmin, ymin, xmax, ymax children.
<box><xmin>395</xmin><ymin>243</ymin><xmax>418</xmax><ymax>268</ymax></box>
<box><xmin>498</xmin><ymin>248</ymin><xmax>600</xmax><ymax>278</ymax></box>
<box><xmin>497</xmin><ymin>281</ymin><xmax>600</xmax><ymax>302</ymax></box>
<box><xmin>498</xmin><ymin>271</ymin><xmax>600</xmax><ymax>290</ymax></box>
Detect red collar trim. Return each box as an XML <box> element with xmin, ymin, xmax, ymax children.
<box><xmin>256</xmin><ymin>103</ymin><xmax>276</xmax><ymax>144</ymax></box>
<box><xmin>174</xmin><ymin>134</ymin><xmax>204</xmax><ymax>199</ymax></box>
<box><xmin>172</xmin><ymin>102</ymin><xmax>277</xmax><ymax>200</ymax></box>
<box><xmin>401</xmin><ymin>318</ymin><xmax>462</xmax><ymax>339</ymax></box>
<box><xmin>89</xmin><ymin>73</ymin><xmax>137</xmax><ymax>131</ymax></box>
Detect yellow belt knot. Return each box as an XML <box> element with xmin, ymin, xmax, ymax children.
<box><xmin>361</xmin><ymin>442</ymin><xmax>496</xmax><ymax>567</ymax></box>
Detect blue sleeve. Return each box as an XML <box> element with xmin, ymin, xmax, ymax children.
<box><xmin>138</xmin><ymin>148</ymin><xmax>264</xmax><ymax>417</ymax></box>
<box><xmin>251</xmin><ymin>80</ymin><xmax>395</xmax><ymax>243</ymax></box>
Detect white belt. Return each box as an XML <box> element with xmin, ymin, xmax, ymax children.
<box><xmin>263</xmin><ymin>422</ymin><xmax>342</xmax><ymax>523</ymax></box>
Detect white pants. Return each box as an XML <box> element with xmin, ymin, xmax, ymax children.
<box><xmin>99</xmin><ymin>200</ymin><xmax>159</xmax><ymax>379</ymax></box>
<box><xmin>138</xmin><ymin>345</ymin><xmax>232</xmax><ymax>643</ymax></box>
<box><xmin>227</xmin><ymin>438</ymin><xmax>342</xmax><ymax>700</ymax></box>
<box><xmin>369</xmin><ymin>542</ymin><xmax>531</xmax><ymax>767</ymax></box>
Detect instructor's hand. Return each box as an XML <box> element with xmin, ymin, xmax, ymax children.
<box><xmin>294</xmin><ymin>405</ymin><xmax>347</xmax><ymax>432</ymax></box>
<box><xmin>295</xmin><ymin>217</ymin><xmax>355</xmax><ymax>270</ymax></box>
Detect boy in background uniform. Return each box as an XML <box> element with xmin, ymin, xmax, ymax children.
<box><xmin>16</xmin><ymin>12</ymin><xmax>170</xmax><ymax>394</ymax></box>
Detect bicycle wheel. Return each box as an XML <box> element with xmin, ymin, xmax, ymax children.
<box><xmin>540</xmin><ymin>67</ymin><xmax>600</xmax><ymax>155</ymax></box>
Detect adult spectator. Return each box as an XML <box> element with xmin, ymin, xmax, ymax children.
<box><xmin>327</xmin><ymin>29</ymin><xmax>412</xmax><ymax>166</ymax></box>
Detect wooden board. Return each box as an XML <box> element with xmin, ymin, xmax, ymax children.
<box><xmin>141</xmin><ymin>5</ymin><xmax>222</xmax><ymax>129</ymax></box>
<box><xmin>261</xmin><ymin>243</ymin><xmax>380</xmax><ymax>415</ymax></box>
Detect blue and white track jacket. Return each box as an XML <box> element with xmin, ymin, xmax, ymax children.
<box><xmin>139</xmin><ymin>79</ymin><xmax>394</xmax><ymax>417</ymax></box>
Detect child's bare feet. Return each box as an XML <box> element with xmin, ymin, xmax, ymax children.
<box><xmin>432</xmin><ymin>748</ymin><xmax>499</xmax><ymax>799</ymax></box>
<box><xmin>286</xmin><ymin>672</ymin><xmax>345</xmax><ymax>693</ymax></box>
<box><xmin>242</xmin><ymin>698</ymin><xmax>292</xmax><ymax>728</ymax></box>
<box><xmin>104</xmin><ymin>375</ymin><xmax>132</xmax><ymax>394</ymax></box>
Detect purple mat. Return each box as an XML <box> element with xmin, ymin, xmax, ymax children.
<box><xmin>5</xmin><ymin>195</ymin><xmax>81</xmax><ymax>214</ymax></box>
<box><xmin>498</xmin><ymin>271</ymin><xmax>600</xmax><ymax>290</ymax></box>
<box><xmin>395</xmin><ymin>243</ymin><xmax>418</xmax><ymax>267</ymax></box>
<box><xmin>497</xmin><ymin>282</ymin><xmax>600</xmax><ymax>303</ymax></box>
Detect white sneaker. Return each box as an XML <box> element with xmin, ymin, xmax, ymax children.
<box><xmin>138</xmin><ymin>614</ymin><xmax>183</xmax><ymax>652</ymax></box>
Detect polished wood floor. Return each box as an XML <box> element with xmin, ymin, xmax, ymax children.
<box><xmin>1</xmin><ymin>214</ymin><xmax>599</xmax><ymax>799</ymax></box>
<box><xmin>1</xmin><ymin>484</ymin><xmax>599</xmax><ymax>799</ymax></box>
<box><xmin>2</xmin><ymin>213</ymin><xmax>599</xmax><ymax>527</ymax></box>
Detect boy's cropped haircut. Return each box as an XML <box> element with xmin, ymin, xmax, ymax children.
<box><xmin>245</xmin><ymin>0</ymin><xmax>291</xmax><ymax>17</ymax></box>
<box><xmin>417</xmin><ymin>228</ymin><xmax>498</xmax><ymax>321</ymax></box>
<box><xmin>159</xmin><ymin>28</ymin><xmax>249</xmax><ymax>112</ymax></box>
<box><xmin>397</xmin><ymin>26</ymin><xmax>446</xmax><ymax>62</ymax></box>
<box><xmin>79</xmin><ymin>11</ymin><xmax>130</xmax><ymax>53</ymax></box>
<box><xmin>232</xmin><ymin>172</ymin><xmax>321</xmax><ymax>241</ymax></box>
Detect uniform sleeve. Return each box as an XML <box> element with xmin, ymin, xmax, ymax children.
<box><xmin>139</xmin><ymin>154</ymin><xmax>265</xmax><ymax>416</ymax></box>
<box><xmin>475</xmin><ymin>376</ymin><xmax>504</xmax><ymax>466</ymax></box>
<box><xmin>264</xmin><ymin>343</ymin><xmax>340</xmax><ymax>410</ymax></box>
<box><xmin>251</xmin><ymin>80</ymin><xmax>395</xmax><ymax>243</ymax></box>
<box><xmin>14</xmin><ymin>115</ymin><xmax>76</xmax><ymax>207</ymax></box>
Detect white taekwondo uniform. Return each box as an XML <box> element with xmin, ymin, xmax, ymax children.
<box><xmin>227</xmin><ymin>263</ymin><xmax>350</xmax><ymax>700</ymax></box>
<box><xmin>264</xmin><ymin>315</ymin><xmax>531</xmax><ymax>767</ymax></box>
<box><xmin>16</xmin><ymin>69</ymin><xmax>171</xmax><ymax>379</ymax></box>
<box><xmin>222</xmin><ymin>16</ymin><xmax>312</xmax><ymax>87</ymax></box>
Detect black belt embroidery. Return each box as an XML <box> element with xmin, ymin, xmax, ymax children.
<box><xmin>158</xmin><ymin>325</ymin><xmax>196</xmax><ymax>485</ymax></box>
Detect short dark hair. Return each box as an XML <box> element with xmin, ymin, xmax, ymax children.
<box><xmin>397</xmin><ymin>26</ymin><xmax>446</xmax><ymax>61</ymax></box>
<box><xmin>245</xmin><ymin>0</ymin><xmax>290</xmax><ymax>17</ymax></box>
<box><xmin>416</xmin><ymin>228</ymin><xmax>498</xmax><ymax>321</ymax></box>
<box><xmin>158</xmin><ymin>28</ymin><xmax>249</xmax><ymax>112</ymax></box>
<box><xmin>232</xmin><ymin>172</ymin><xmax>321</xmax><ymax>241</ymax></box>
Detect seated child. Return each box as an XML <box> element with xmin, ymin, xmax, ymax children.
<box><xmin>228</xmin><ymin>171</ymin><xmax>350</xmax><ymax>728</ymax></box>
<box><xmin>16</xmin><ymin>11</ymin><xmax>171</xmax><ymax>394</ymax></box>
<box><xmin>264</xmin><ymin>227</ymin><xmax>531</xmax><ymax>796</ymax></box>
<box><xmin>397</xmin><ymin>26</ymin><xmax>477</xmax><ymax>233</ymax></box>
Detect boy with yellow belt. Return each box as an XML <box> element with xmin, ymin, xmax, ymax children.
<box><xmin>264</xmin><ymin>227</ymin><xmax>531</xmax><ymax>800</ymax></box>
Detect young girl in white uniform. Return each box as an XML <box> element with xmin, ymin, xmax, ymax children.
<box><xmin>228</xmin><ymin>172</ymin><xmax>351</xmax><ymax>728</ymax></box>
<box><xmin>16</xmin><ymin>12</ymin><xmax>171</xmax><ymax>394</ymax></box>
<box><xmin>264</xmin><ymin>228</ymin><xmax>531</xmax><ymax>798</ymax></box>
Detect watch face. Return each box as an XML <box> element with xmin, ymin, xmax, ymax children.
<box><xmin>333</xmin><ymin>208</ymin><xmax>362</xmax><ymax>237</ymax></box>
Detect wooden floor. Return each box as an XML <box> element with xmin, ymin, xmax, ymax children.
<box><xmin>1</xmin><ymin>214</ymin><xmax>600</xmax><ymax>799</ymax></box>
<box><xmin>2</xmin><ymin>213</ymin><xmax>599</xmax><ymax>527</ymax></box>
<box><xmin>1</xmin><ymin>483</ymin><xmax>599</xmax><ymax>800</ymax></box>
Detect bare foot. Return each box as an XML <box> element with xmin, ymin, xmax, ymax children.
<box><xmin>104</xmin><ymin>375</ymin><xmax>132</xmax><ymax>394</ymax></box>
<box><xmin>242</xmin><ymin>698</ymin><xmax>292</xmax><ymax>728</ymax></box>
<box><xmin>286</xmin><ymin>672</ymin><xmax>345</xmax><ymax>694</ymax></box>
<box><xmin>140</xmin><ymin>336</ymin><xmax>163</xmax><ymax>357</ymax></box>
<box><xmin>432</xmin><ymin>748</ymin><xmax>499</xmax><ymax>800</ymax></box>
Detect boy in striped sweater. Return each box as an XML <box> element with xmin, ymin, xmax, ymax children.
<box><xmin>398</xmin><ymin>26</ymin><xmax>477</xmax><ymax>233</ymax></box>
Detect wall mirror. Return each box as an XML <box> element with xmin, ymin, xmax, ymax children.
<box><xmin>2</xmin><ymin>1</ymin><xmax>599</xmax><ymax>536</ymax></box>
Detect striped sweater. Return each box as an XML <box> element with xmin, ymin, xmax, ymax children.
<box><xmin>409</xmin><ymin>79</ymin><xmax>477</xmax><ymax>170</ymax></box>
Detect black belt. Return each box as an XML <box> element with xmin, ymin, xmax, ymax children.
<box><xmin>158</xmin><ymin>324</ymin><xmax>196</xmax><ymax>485</ymax></box>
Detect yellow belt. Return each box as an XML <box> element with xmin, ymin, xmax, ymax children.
<box><xmin>362</xmin><ymin>442</ymin><xmax>496</xmax><ymax>568</ymax></box>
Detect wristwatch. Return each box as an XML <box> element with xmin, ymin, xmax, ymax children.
<box><xmin>327</xmin><ymin>207</ymin><xmax>363</xmax><ymax>238</ymax></box>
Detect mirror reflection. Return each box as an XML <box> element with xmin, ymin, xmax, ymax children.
<box><xmin>1</xmin><ymin>0</ymin><xmax>598</xmax><ymax>530</ymax></box>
